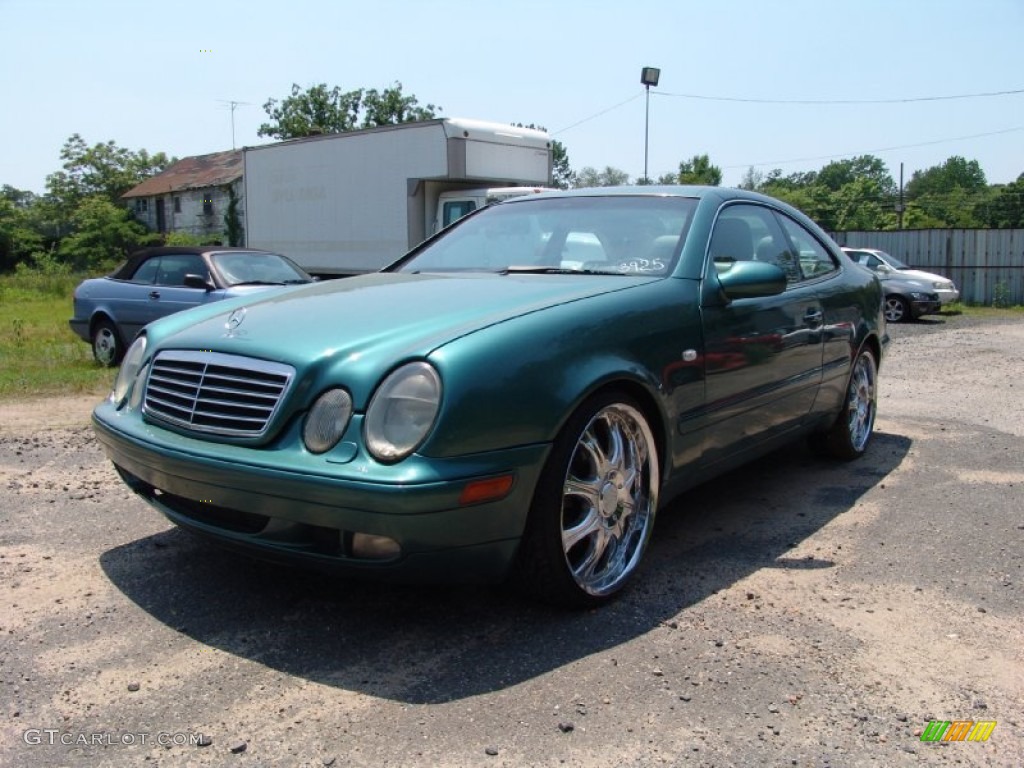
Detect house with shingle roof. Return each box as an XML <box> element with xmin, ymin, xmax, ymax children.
<box><xmin>121</xmin><ymin>149</ymin><xmax>243</xmax><ymax>242</ymax></box>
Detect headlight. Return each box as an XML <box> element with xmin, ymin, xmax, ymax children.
<box><xmin>303</xmin><ymin>388</ymin><xmax>353</xmax><ymax>454</ymax></box>
<box><xmin>364</xmin><ymin>362</ymin><xmax>441</xmax><ymax>462</ymax></box>
<box><xmin>110</xmin><ymin>336</ymin><xmax>147</xmax><ymax>407</ymax></box>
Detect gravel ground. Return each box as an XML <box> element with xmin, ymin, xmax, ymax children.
<box><xmin>1</xmin><ymin>313</ymin><xmax>1022</xmax><ymax>767</ymax></box>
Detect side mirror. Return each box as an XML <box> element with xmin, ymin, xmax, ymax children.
<box><xmin>715</xmin><ymin>261</ymin><xmax>787</xmax><ymax>300</ymax></box>
<box><xmin>875</xmin><ymin>263</ymin><xmax>892</xmax><ymax>275</ymax></box>
<box><xmin>183</xmin><ymin>273</ymin><xmax>214</xmax><ymax>291</ymax></box>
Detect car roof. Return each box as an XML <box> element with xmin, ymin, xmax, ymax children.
<box><xmin>110</xmin><ymin>246</ymin><xmax>279</xmax><ymax>280</ymax></box>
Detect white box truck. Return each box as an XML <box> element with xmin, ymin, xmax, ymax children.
<box><xmin>242</xmin><ymin>118</ymin><xmax>553</xmax><ymax>275</ymax></box>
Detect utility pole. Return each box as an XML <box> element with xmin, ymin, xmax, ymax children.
<box><xmin>896</xmin><ymin>162</ymin><xmax>905</xmax><ymax>230</ymax></box>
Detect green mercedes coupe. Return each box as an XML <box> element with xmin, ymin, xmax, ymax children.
<box><xmin>92</xmin><ymin>187</ymin><xmax>887</xmax><ymax>607</ymax></box>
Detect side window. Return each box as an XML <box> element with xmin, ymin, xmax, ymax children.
<box><xmin>443</xmin><ymin>200</ymin><xmax>476</xmax><ymax>228</ymax></box>
<box><xmin>710</xmin><ymin>204</ymin><xmax>801</xmax><ymax>284</ymax></box>
<box><xmin>130</xmin><ymin>258</ymin><xmax>159</xmax><ymax>284</ymax></box>
<box><xmin>775</xmin><ymin>214</ymin><xmax>838</xmax><ymax>280</ymax></box>
<box><xmin>156</xmin><ymin>254</ymin><xmax>207</xmax><ymax>287</ymax></box>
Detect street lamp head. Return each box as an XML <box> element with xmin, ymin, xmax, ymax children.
<box><xmin>640</xmin><ymin>67</ymin><xmax>660</xmax><ymax>87</ymax></box>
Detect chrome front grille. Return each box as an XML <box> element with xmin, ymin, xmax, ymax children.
<box><xmin>143</xmin><ymin>351</ymin><xmax>294</xmax><ymax>437</ymax></box>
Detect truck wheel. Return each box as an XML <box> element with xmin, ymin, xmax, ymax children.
<box><xmin>91</xmin><ymin>320</ymin><xmax>124</xmax><ymax>367</ymax></box>
<box><xmin>514</xmin><ymin>391</ymin><xmax>660</xmax><ymax>607</ymax></box>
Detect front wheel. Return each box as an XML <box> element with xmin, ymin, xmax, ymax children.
<box><xmin>817</xmin><ymin>348</ymin><xmax>878</xmax><ymax>460</ymax></box>
<box><xmin>514</xmin><ymin>392</ymin><xmax>660</xmax><ymax>607</ymax></box>
<box><xmin>884</xmin><ymin>296</ymin><xmax>910</xmax><ymax>323</ymax></box>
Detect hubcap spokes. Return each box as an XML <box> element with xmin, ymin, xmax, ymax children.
<box><xmin>561</xmin><ymin>405</ymin><xmax>658</xmax><ymax>596</ymax></box>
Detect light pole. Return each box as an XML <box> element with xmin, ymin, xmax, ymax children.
<box><xmin>640</xmin><ymin>67</ymin><xmax>661</xmax><ymax>184</ymax></box>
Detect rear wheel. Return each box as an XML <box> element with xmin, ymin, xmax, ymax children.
<box><xmin>91</xmin><ymin>320</ymin><xmax>123</xmax><ymax>367</ymax></box>
<box><xmin>514</xmin><ymin>391</ymin><xmax>660</xmax><ymax>607</ymax></box>
<box><xmin>884</xmin><ymin>296</ymin><xmax>910</xmax><ymax>323</ymax></box>
<box><xmin>818</xmin><ymin>347</ymin><xmax>877</xmax><ymax>460</ymax></box>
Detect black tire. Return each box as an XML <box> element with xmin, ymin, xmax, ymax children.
<box><xmin>884</xmin><ymin>295</ymin><xmax>911</xmax><ymax>323</ymax></box>
<box><xmin>91</xmin><ymin>319</ymin><xmax>124</xmax><ymax>367</ymax></box>
<box><xmin>817</xmin><ymin>347</ymin><xmax>878</xmax><ymax>461</ymax></box>
<box><xmin>513</xmin><ymin>391</ymin><xmax>660</xmax><ymax>607</ymax></box>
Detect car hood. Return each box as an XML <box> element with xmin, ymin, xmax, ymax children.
<box><xmin>897</xmin><ymin>268</ymin><xmax>951</xmax><ymax>286</ymax></box>
<box><xmin>150</xmin><ymin>271</ymin><xmax>656</xmax><ymax>402</ymax></box>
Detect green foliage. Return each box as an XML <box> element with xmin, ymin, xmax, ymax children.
<box><xmin>258</xmin><ymin>82</ymin><xmax>440</xmax><ymax>140</ymax></box>
<box><xmin>46</xmin><ymin>134</ymin><xmax>173</xmax><ymax>215</ymax></box>
<box><xmin>0</xmin><ymin>195</ymin><xmax>44</xmax><ymax>271</ymax></box>
<box><xmin>56</xmin><ymin>196</ymin><xmax>153</xmax><ymax>271</ymax></box>
<box><xmin>977</xmin><ymin>174</ymin><xmax>1024</xmax><ymax>228</ymax></box>
<box><xmin>991</xmin><ymin>280</ymin><xmax>1012</xmax><ymax>309</ymax></box>
<box><xmin>224</xmin><ymin>184</ymin><xmax>243</xmax><ymax>246</ymax></box>
<box><xmin>675</xmin><ymin>154</ymin><xmax>722</xmax><ymax>186</ymax></box>
<box><xmin>576</xmin><ymin>166</ymin><xmax>631</xmax><ymax>188</ymax></box>
<box><xmin>162</xmin><ymin>231</ymin><xmax>207</xmax><ymax>247</ymax></box>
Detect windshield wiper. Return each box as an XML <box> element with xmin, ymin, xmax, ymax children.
<box><xmin>230</xmin><ymin>280</ymin><xmax>286</xmax><ymax>286</ymax></box>
<box><xmin>498</xmin><ymin>265</ymin><xmax>620</xmax><ymax>275</ymax></box>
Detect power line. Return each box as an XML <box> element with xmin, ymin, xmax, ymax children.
<box><xmin>655</xmin><ymin>87</ymin><xmax>1024</xmax><ymax>105</ymax></box>
<box><xmin>724</xmin><ymin>126</ymin><xmax>1024</xmax><ymax>171</ymax></box>
<box><xmin>551</xmin><ymin>93</ymin><xmax>641</xmax><ymax>135</ymax></box>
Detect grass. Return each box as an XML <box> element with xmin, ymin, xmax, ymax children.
<box><xmin>938</xmin><ymin>302</ymin><xmax>1024</xmax><ymax>319</ymax></box>
<box><xmin>0</xmin><ymin>272</ymin><xmax>115</xmax><ymax>400</ymax></box>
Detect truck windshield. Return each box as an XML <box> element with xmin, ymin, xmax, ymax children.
<box><xmin>396</xmin><ymin>196</ymin><xmax>697</xmax><ymax>276</ymax></box>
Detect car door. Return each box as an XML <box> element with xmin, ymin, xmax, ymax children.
<box><xmin>112</xmin><ymin>254</ymin><xmax>162</xmax><ymax>340</ymax></box>
<box><xmin>148</xmin><ymin>254</ymin><xmax>215</xmax><ymax>321</ymax></box>
<box><xmin>698</xmin><ymin>203</ymin><xmax>825</xmax><ymax>464</ymax></box>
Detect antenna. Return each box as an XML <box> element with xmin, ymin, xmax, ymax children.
<box><xmin>218</xmin><ymin>100</ymin><xmax>253</xmax><ymax>149</ymax></box>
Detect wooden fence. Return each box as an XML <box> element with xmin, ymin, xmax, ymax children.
<box><xmin>831</xmin><ymin>229</ymin><xmax>1023</xmax><ymax>305</ymax></box>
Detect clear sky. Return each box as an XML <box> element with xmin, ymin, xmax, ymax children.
<box><xmin>2</xmin><ymin>0</ymin><xmax>1022</xmax><ymax>194</ymax></box>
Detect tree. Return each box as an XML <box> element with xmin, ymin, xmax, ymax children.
<box><xmin>674</xmin><ymin>154</ymin><xmax>722</xmax><ymax>186</ymax></box>
<box><xmin>905</xmin><ymin>156</ymin><xmax>988</xmax><ymax>227</ymax></box>
<box><xmin>576</xmin><ymin>166</ymin><xmax>630</xmax><ymax>187</ymax></box>
<box><xmin>361</xmin><ymin>83</ymin><xmax>440</xmax><ymax>128</ymax></box>
<box><xmin>0</xmin><ymin>196</ymin><xmax>44</xmax><ymax>272</ymax></box>
<box><xmin>816</xmin><ymin>155</ymin><xmax>894</xmax><ymax>195</ymax></box>
<box><xmin>48</xmin><ymin>134</ymin><xmax>172</xmax><ymax>208</ymax></box>
<box><xmin>56</xmin><ymin>196</ymin><xmax>153</xmax><ymax>271</ymax></box>
<box><xmin>979</xmin><ymin>174</ymin><xmax>1024</xmax><ymax>228</ymax></box>
<box><xmin>737</xmin><ymin>166</ymin><xmax>765</xmax><ymax>191</ymax></box>
<box><xmin>258</xmin><ymin>82</ymin><xmax>440</xmax><ymax>140</ymax></box>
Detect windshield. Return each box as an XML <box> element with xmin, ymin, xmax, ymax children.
<box><xmin>395</xmin><ymin>195</ymin><xmax>697</xmax><ymax>277</ymax></box>
<box><xmin>211</xmin><ymin>251</ymin><xmax>311</xmax><ymax>286</ymax></box>
<box><xmin>878</xmin><ymin>251</ymin><xmax>909</xmax><ymax>269</ymax></box>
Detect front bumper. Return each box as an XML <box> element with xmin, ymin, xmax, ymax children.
<box><xmin>910</xmin><ymin>296</ymin><xmax>942</xmax><ymax>318</ymax></box>
<box><xmin>69</xmin><ymin>318</ymin><xmax>90</xmax><ymax>343</ymax></box>
<box><xmin>935</xmin><ymin>288</ymin><xmax>960</xmax><ymax>306</ymax></box>
<box><xmin>92</xmin><ymin>403</ymin><xmax>549</xmax><ymax>583</ymax></box>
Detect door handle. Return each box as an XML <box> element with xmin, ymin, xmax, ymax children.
<box><xmin>149</xmin><ymin>290</ymin><xmax>161</xmax><ymax>300</ymax></box>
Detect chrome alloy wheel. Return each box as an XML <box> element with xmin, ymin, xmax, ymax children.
<box><xmin>560</xmin><ymin>403</ymin><xmax>659</xmax><ymax>597</ymax></box>
<box><xmin>846</xmin><ymin>350</ymin><xmax>877</xmax><ymax>453</ymax></box>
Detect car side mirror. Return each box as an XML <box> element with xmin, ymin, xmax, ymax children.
<box><xmin>875</xmin><ymin>263</ymin><xmax>892</xmax><ymax>275</ymax></box>
<box><xmin>715</xmin><ymin>260</ymin><xmax>787</xmax><ymax>300</ymax></box>
<box><xmin>183</xmin><ymin>273</ymin><xmax>214</xmax><ymax>291</ymax></box>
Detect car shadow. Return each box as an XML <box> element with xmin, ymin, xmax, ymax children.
<box><xmin>99</xmin><ymin>431</ymin><xmax>910</xmax><ymax>704</ymax></box>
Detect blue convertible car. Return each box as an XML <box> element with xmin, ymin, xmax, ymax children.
<box><xmin>92</xmin><ymin>187</ymin><xmax>887</xmax><ymax>607</ymax></box>
<box><xmin>69</xmin><ymin>246</ymin><xmax>312</xmax><ymax>365</ymax></box>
